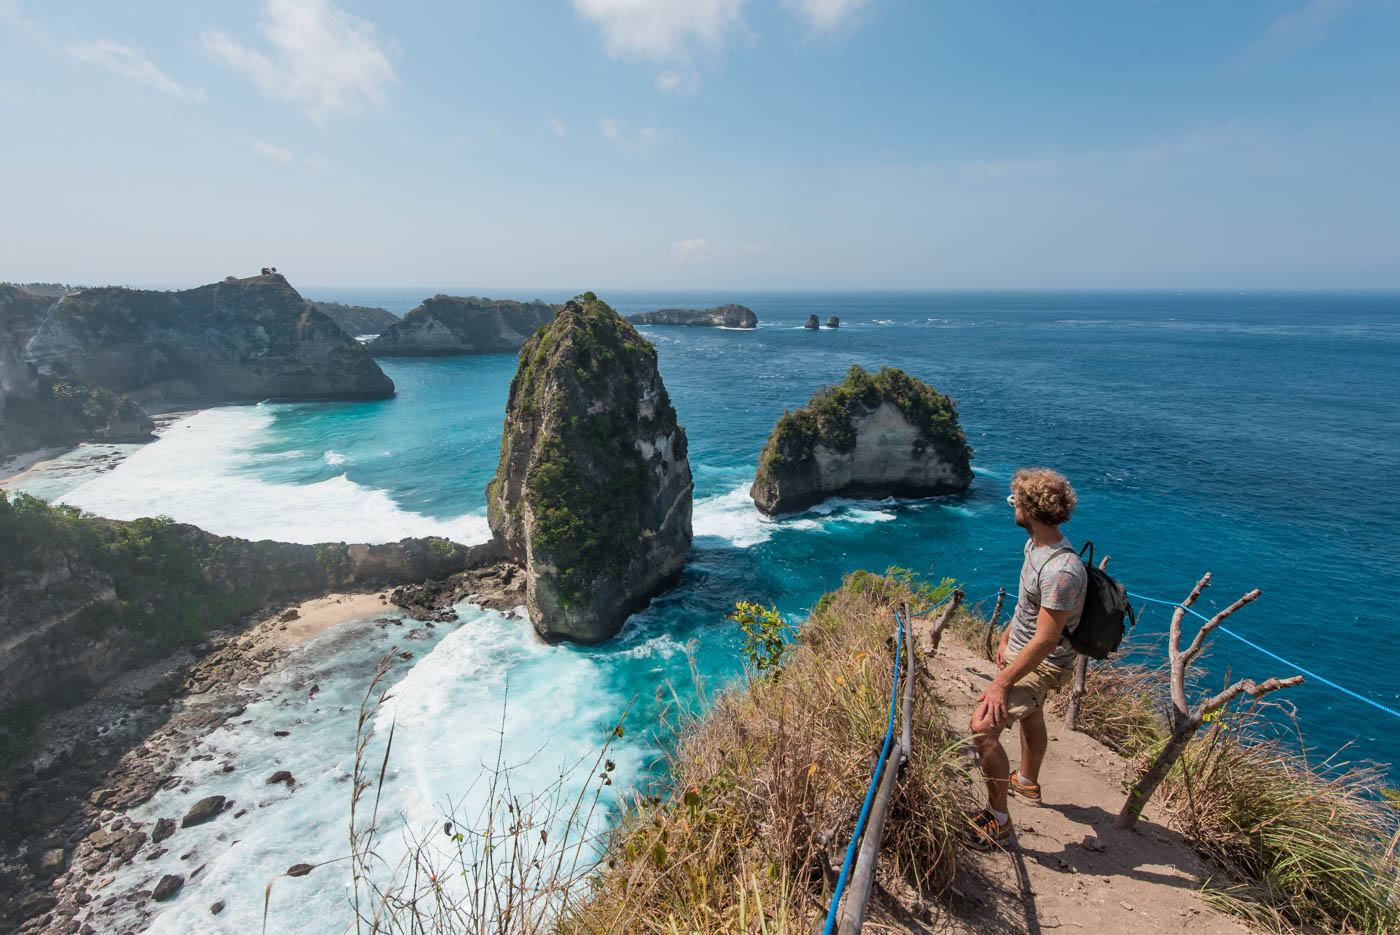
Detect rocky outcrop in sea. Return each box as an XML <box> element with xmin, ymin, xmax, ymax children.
<box><xmin>826</xmin><ymin>316</ymin><xmax>840</xmax><ymax>328</ymax></box>
<box><xmin>750</xmin><ymin>365</ymin><xmax>973</xmax><ymax>515</ymax></box>
<box><xmin>0</xmin><ymin>285</ymin><xmax>154</xmax><ymax>456</ymax></box>
<box><xmin>308</xmin><ymin>301</ymin><xmax>399</xmax><ymax>337</ymax></box>
<box><xmin>367</xmin><ymin>295</ymin><xmax>559</xmax><ymax>356</ymax></box>
<box><xmin>487</xmin><ymin>293</ymin><xmax>693</xmax><ymax>643</ymax></box>
<box><xmin>804</xmin><ymin>314</ymin><xmax>820</xmax><ymax>330</ymax></box>
<box><xmin>626</xmin><ymin>304</ymin><xmax>757</xmax><ymax>328</ymax></box>
<box><xmin>21</xmin><ymin>274</ymin><xmax>394</xmax><ymax>411</ymax></box>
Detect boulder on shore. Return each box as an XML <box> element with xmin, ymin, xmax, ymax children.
<box><xmin>487</xmin><ymin>293</ymin><xmax>693</xmax><ymax>643</ymax></box>
<box><xmin>803</xmin><ymin>314</ymin><xmax>820</xmax><ymax>330</ymax></box>
<box><xmin>22</xmin><ymin>274</ymin><xmax>394</xmax><ymax>411</ymax></box>
<box><xmin>368</xmin><ymin>295</ymin><xmax>559</xmax><ymax>356</ymax></box>
<box><xmin>626</xmin><ymin>304</ymin><xmax>757</xmax><ymax>329</ymax></box>
<box><xmin>750</xmin><ymin>365</ymin><xmax>973</xmax><ymax>516</ymax></box>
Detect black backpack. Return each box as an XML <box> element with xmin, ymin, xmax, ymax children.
<box><xmin>1044</xmin><ymin>541</ymin><xmax>1135</xmax><ymax>660</ymax></box>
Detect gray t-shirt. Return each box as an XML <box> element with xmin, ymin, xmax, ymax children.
<box><xmin>1005</xmin><ymin>537</ymin><xmax>1087</xmax><ymax>670</ymax></box>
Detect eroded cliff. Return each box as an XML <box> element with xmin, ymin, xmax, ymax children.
<box><xmin>487</xmin><ymin>293</ymin><xmax>692</xmax><ymax>643</ymax></box>
<box><xmin>627</xmin><ymin>304</ymin><xmax>757</xmax><ymax>328</ymax></box>
<box><xmin>368</xmin><ymin>295</ymin><xmax>559</xmax><ymax>356</ymax></box>
<box><xmin>22</xmin><ymin>275</ymin><xmax>394</xmax><ymax>410</ymax></box>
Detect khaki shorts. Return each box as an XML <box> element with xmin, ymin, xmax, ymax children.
<box><xmin>1003</xmin><ymin>651</ymin><xmax>1075</xmax><ymax>724</ymax></box>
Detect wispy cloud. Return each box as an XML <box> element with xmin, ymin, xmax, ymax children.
<box><xmin>550</xmin><ymin>116</ymin><xmax>566</xmax><ymax>136</ymax></box>
<box><xmin>67</xmin><ymin>39</ymin><xmax>204</xmax><ymax>100</ymax></box>
<box><xmin>572</xmin><ymin>0</ymin><xmax>748</xmax><ymax>61</ymax></box>
<box><xmin>1246</xmin><ymin>0</ymin><xmax>1351</xmax><ymax>62</ymax></box>
<box><xmin>783</xmin><ymin>0</ymin><xmax>875</xmax><ymax>32</ymax></box>
<box><xmin>601</xmin><ymin>116</ymin><xmax>669</xmax><ymax>150</ymax></box>
<box><xmin>669</xmin><ymin>238</ymin><xmax>770</xmax><ymax>261</ymax></box>
<box><xmin>250</xmin><ymin>139</ymin><xmax>295</xmax><ymax>164</ymax></box>
<box><xmin>201</xmin><ymin>0</ymin><xmax>397</xmax><ymax>125</ymax></box>
<box><xmin>653</xmin><ymin>68</ymin><xmax>699</xmax><ymax>93</ymax></box>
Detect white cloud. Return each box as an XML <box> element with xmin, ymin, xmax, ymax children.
<box><xmin>783</xmin><ymin>0</ymin><xmax>875</xmax><ymax>32</ymax></box>
<box><xmin>550</xmin><ymin>116</ymin><xmax>566</xmax><ymax>136</ymax></box>
<box><xmin>669</xmin><ymin>238</ymin><xmax>770</xmax><ymax>261</ymax></box>
<box><xmin>601</xmin><ymin>116</ymin><xmax>668</xmax><ymax>150</ymax></box>
<box><xmin>200</xmin><ymin>0</ymin><xmax>397</xmax><ymax>125</ymax></box>
<box><xmin>1247</xmin><ymin>0</ymin><xmax>1351</xmax><ymax>62</ymax></box>
<box><xmin>250</xmin><ymin>139</ymin><xmax>295</xmax><ymax>164</ymax></box>
<box><xmin>303</xmin><ymin>154</ymin><xmax>331</xmax><ymax>171</ymax></box>
<box><xmin>653</xmin><ymin>68</ymin><xmax>698</xmax><ymax>93</ymax></box>
<box><xmin>572</xmin><ymin>0</ymin><xmax>748</xmax><ymax>61</ymax></box>
<box><xmin>67</xmin><ymin>39</ymin><xmax>203</xmax><ymax>99</ymax></box>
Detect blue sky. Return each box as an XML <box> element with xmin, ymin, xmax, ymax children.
<box><xmin>1</xmin><ymin>0</ymin><xmax>1397</xmax><ymax>290</ymax></box>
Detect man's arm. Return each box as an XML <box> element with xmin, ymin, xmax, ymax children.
<box><xmin>978</xmin><ymin>606</ymin><xmax>1071</xmax><ymax>728</ymax></box>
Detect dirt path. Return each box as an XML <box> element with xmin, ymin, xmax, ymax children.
<box><xmin>905</xmin><ymin>628</ymin><xmax>1255</xmax><ymax>935</ymax></box>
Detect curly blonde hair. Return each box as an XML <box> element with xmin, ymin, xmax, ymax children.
<box><xmin>1011</xmin><ymin>468</ymin><xmax>1077</xmax><ymax>525</ymax></box>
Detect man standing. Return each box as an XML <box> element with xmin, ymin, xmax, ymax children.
<box><xmin>965</xmin><ymin>467</ymin><xmax>1087</xmax><ymax>848</ymax></box>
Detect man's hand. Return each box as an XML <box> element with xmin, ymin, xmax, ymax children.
<box><xmin>976</xmin><ymin>679</ymin><xmax>1009</xmax><ymax>731</ymax></box>
<box><xmin>995</xmin><ymin>642</ymin><xmax>1007</xmax><ymax>669</ymax></box>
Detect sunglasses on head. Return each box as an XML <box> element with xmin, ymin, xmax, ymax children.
<box><xmin>1006</xmin><ymin>494</ymin><xmax>1017</xmax><ymax>507</ymax></box>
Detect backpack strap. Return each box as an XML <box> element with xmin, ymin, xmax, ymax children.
<box><xmin>1036</xmin><ymin>545</ymin><xmax>1078</xmax><ymax>577</ymax></box>
<box><xmin>1078</xmin><ymin>540</ymin><xmax>1095</xmax><ymax>567</ymax></box>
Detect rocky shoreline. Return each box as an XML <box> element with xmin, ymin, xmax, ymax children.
<box><xmin>0</xmin><ymin>574</ymin><xmax>525</xmax><ymax>935</ymax></box>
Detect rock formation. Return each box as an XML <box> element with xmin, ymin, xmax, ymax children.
<box><xmin>804</xmin><ymin>314</ymin><xmax>820</xmax><ymax>330</ymax></box>
<box><xmin>1</xmin><ymin>285</ymin><xmax>154</xmax><ymax>455</ymax></box>
<box><xmin>309</xmin><ymin>301</ymin><xmax>399</xmax><ymax>337</ymax></box>
<box><xmin>22</xmin><ymin>274</ymin><xmax>394</xmax><ymax>411</ymax></box>
<box><xmin>627</xmin><ymin>304</ymin><xmax>757</xmax><ymax>329</ymax></box>
<box><xmin>826</xmin><ymin>316</ymin><xmax>840</xmax><ymax>328</ymax></box>
<box><xmin>750</xmin><ymin>365</ymin><xmax>973</xmax><ymax>516</ymax></box>
<box><xmin>368</xmin><ymin>295</ymin><xmax>559</xmax><ymax>356</ymax></box>
<box><xmin>0</xmin><ymin>488</ymin><xmax>492</xmax><ymax>721</ymax></box>
<box><xmin>487</xmin><ymin>293</ymin><xmax>692</xmax><ymax>643</ymax></box>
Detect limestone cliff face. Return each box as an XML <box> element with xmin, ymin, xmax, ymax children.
<box><xmin>0</xmin><ymin>490</ymin><xmax>489</xmax><ymax>719</ymax></box>
<box><xmin>750</xmin><ymin>365</ymin><xmax>973</xmax><ymax>516</ymax></box>
<box><xmin>309</xmin><ymin>301</ymin><xmax>399</xmax><ymax>337</ymax></box>
<box><xmin>487</xmin><ymin>293</ymin><xmax>692</xmax><ymax>643</ymax></box>
<box><xmin>22</xmin><ymin>275</ymin><xmax>394</xmax><ymax>410</ymax></box>
<box><xmin>627</xmin><ymin>304</ymin><xmax>757</xmax><ymax>328</ymax></box>
<box><xmin>0</xmin><ymin>286</ymin><xmax>154</xmax><ymax>455</ymax></box>
<box><xmin>368</xmin><ymin>295</ymin><xmax>559</xmax><ymax>356</ymax></box>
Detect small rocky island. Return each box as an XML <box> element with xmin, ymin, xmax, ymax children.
<box><xmin>487</xmin><ymin>293</ymin><xmax>693</xmax><ymax>643</ymax></box>
<box><xmin>826</xmin><ymin>316</ymin><xmax>840</xmax><ymax>328</ymax></box>
<box><xmin>750</xmin><ymin>365</ymin><xmax>973</xmax><ymax>515</ymax></box>
<box><xmin>804</xmin><ymin>314</ymin><xmax>820</xmax><ymax>330</ymax></box>
<box><xmin>309</xmin><ymin>301</ymin><xmax>399</xmax><ymax>337</ymax></box>
<box><xmin>21</xmin><ymin>274</ymin><xmax>394</xmax><ymax>411</ymax></box>
<box><xmin>368</xmin><ymin>295</ymin><xmax>560</xmax><ymax>356</ymax></box>
<box><xmin>626</xmin><ymin>304</ymin><xmax>757</xmax><ymax>329</ymax></box>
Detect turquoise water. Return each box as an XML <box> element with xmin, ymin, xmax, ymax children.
<box><xmin>19</xmin><ymin>289</ymin><xmax>1400</xmax><ymax>931</ymax></box>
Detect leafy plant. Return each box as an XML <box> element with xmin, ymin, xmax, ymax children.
<box><xmin>728</xmin><ymin>601</ymin><xmax>795</xmax><ymax>679</ymax></box>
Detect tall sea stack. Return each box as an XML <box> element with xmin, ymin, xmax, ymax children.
<box><xmin>487</xmin><ymin>293</ymin><xmax>693</xmax><ymax>643</ymax></box>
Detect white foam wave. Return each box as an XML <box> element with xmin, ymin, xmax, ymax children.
<box><xmin>693</xmin><ymin>485</ymin><xmax>903</xmax><ymax>546</ymax></box>
<box><xmin>323</xmin><ymin>449</ymin><xmax>348</xmax><ymax>466</ymax></box>
<box><xmin>54</xmin><ymin>407</ymin><xmax>489</xmax><ymax>545</ymax></box>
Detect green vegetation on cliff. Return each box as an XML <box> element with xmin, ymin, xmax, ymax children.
<box><xmin>501</xmin><ymin>293</ymin><xmax>684</xmax><ymax>605</ymax></box>
<box><xmin>760</xmin><ymin>364</ymin><xmax>971</xmax><ymax>472</ymax></box>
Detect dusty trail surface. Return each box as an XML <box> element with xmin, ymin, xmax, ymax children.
<box><xmin>900</xmin><ymin>627</ymin><xmax>1254</xmax><ymax>935</ymax></box>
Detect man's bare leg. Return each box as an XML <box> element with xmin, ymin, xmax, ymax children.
<box><xmin>1017</xmin><ymin>709</ymin><xmax>1049</xmax><ymax>783</ymax></box>
<box><xmin>971</xmin><ymin>711</ymin><xmax>1011</xmax><ymax>814</ymax></box>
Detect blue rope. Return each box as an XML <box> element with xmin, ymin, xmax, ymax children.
<box><xmin>1124</xmin><ymin>590</ymin><xmax>1400</xmax><ymax>722</ymax></box>
<box><xmin>821</xmin><ymin>607</ymin><xmax>907</xmax><ymax>934</ymax></box>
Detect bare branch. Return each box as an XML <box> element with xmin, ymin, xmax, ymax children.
<box><xmin>1169</xmin><ymin>572</ymin><xmax>1211</xmax><ymax>661</ymax></box>
<box><xmin>1182</xmin><ymin>588</ymin><xmax>1262</xmax><ymax>667</ymax></box>
<box><xmin>1197</xmin><ymin>675</ymin><xmax>1305</xmax><ymax>721</ymax></box>
<box><xmin>922</xmin><ymin>589</ymin><xmax>965</xmax><ymax>656</ymax></box>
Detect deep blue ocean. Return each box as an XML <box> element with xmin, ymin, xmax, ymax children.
<box><xmin>15</xmin><ymin>289</ymin><xmax>1400</xmax><ymax>932</ymax></box>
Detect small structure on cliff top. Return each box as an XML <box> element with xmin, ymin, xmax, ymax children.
<box><xmin>487</xmin><ymin>292</ymin><xmax>693</xmax><ymax>643</ymax></box>
<box><xmin>750</xmin><ymin>365</ymin><xmax>972</xmax><ymax>516</ymax></box>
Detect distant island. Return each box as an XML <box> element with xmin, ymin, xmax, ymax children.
<box><xmin>368</xmin><ymin>296</ymin><xmax>560</xmax><ymax>356</ymax></box>
<box><xmin>309</xmin><ymin>301</ymin><xmax>399</xmax><ymax>337</ymax></box>
<box><xmin>627</xmin><ymin>304</ymin><xmax>757</xmax><ymax>329</ymax></box>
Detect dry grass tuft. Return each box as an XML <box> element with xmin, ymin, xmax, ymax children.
<box><xmin>559</xmin><ymin>570</ymin><xmax>969</xmax><ymax>934</ymax></box>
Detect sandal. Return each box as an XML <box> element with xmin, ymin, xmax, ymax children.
<box><xmin>962</xmin><ymin>808</ymin><xmax>1012</xmax><ymax>850</ymax></box>
<box><xmin>1009</xmin><ymin>770</ymin><xmax>1042</xmax><ymax>805</ymax></box>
